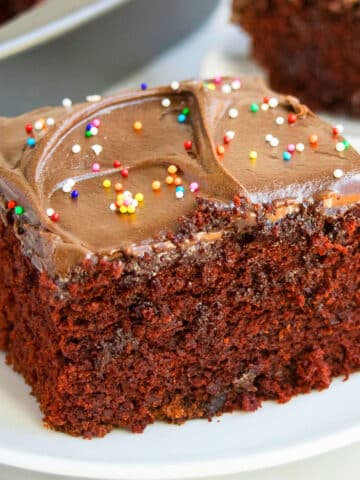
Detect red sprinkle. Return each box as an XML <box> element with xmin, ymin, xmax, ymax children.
<box><xmin>263</xmin><ymin>96</ymin><xmax>270</xmax><ymax>104</ymax></box>
<box><xmin>7</xmin><ymin>200</ymin><xmax>16</xmax><ymax>209</ymax></box>
<box><xmin>184</xmin><ymin>140</ymin><xmax>192</xmax><ymax>150</ymax></box>
<box><xmin>113</xmin><ymin>160</ymin><xmax>122</xmax><ymax>168</ymax></box>
<box><xmin>224</xmin><ymin>134</ymin><xmax>232</xmax><ymax>144</ymax></box>
<box><xmin>25</xmin><ymin>123</ymin><xmax>33</xmax><ymax>134</ymax></box>
<box><xmin>51</xmin><ymin>212</ymin><xmax>60</xmax><ymax>222</ymax></box>
<box><xmin>120</xmin><ymin>168</ymin><xmax>129</xmax><ymax>178</ymax></box>
<box><xmin>288</xmin><ymin>113</ymin><xmax>297</xmax><ymax>124</ymax></box>
<box><xmin>332</xmin><ymin>126</ymin><xmax>340</xmax><ymax>136</ymax></box>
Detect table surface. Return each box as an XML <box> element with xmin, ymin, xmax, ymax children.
<box><xmin>1</xmin><ymin>0</ymin><xmax>359</xmax><ymax>478</ymax></box>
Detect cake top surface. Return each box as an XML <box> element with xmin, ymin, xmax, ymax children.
<box><xmin>0</xmin><ymin>77</ymin><xmax>359</xmax><ymax>277</ymax></box>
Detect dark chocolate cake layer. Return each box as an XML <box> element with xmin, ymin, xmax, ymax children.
<box><xmin>0</xmin><ymin>78</ymin><xmax>359</xmax><ymax>437</ymax></box>
<box><xmin>232</xmin><ymin>0</ymin><xmax>360</xmax><ymax>115</ymax></box>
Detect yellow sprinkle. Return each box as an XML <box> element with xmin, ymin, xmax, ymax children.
<box><xmin>206</xmin><ymin>83</ymin><xmax>216</xmax><ymax>91</ymax></box>
<box><xmin>103</xmin><ymin>179</ymin><xmax>112</xmax><ymax>188</ymax></box>
<box><xmin>127</xmin><ymin>205</ymin><xmax>136</xmax><ymax>214</ymax></box>
<box><xmin>249</xmin><ymin>151</ymin><xmax>258</xmax><ymax>160</ymax></box>
<box><xmin>119</xmin><ymin>205</ymin><xmax>127</xmax><ymax>214</ymax></box>
<box><xmin>152</xmin><ymin>180</ymin><xmax>161</xmax><ymax>191</ymax></box>
<box><xmin>135</xmin><ymin>192</ymin><xmax>144</xmax><ymax>202</ymax></box>
<box><xmin>168</xmin><ymin>164</ymin><xmax>177</xmax><ymax>175</ymax></box>
<box><xmin>133</xmin><ymin>121</ymin><xmax>142</xmax><ymax>131</ymax></box>
<box><xmin>117</xmin><ymin>194</ymin><xmax>124</xmax><ymax>202</ymax></box>
<box><xmin>165</xmin><ymin>175</ymin><xmax>174</xmax><ymax>185</ymax></box>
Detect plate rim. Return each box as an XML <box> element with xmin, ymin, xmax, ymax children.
<box><xmin>0</xmin><ymin>371</ymin><xmax>360</xmax><ymax>479</ymax></box>
<box><xmin>0</xmin><ymin>422</ymin><xmax>359</xmax><ymax>479</ymax></box>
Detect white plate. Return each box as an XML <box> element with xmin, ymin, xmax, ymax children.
<box><xmin>0</xmin><ymin>352</ymin><xmax>360</xmax><ymax>480</ymax></box>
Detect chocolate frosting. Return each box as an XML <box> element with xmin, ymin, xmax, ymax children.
<box><xmin>0</xmin><ymin>77</ymin><xmax>359</xmax><ymax>278</ymax></box>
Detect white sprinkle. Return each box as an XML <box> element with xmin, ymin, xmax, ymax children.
<box><xmin>123</xmin><ymin>190</ymin><xmax>132</xmax><ymax>199</ymax></box>
<box><xmin>336</xmin><ymin>142</ymin><xmax>345</xmax><ymax>152</ymax></box>
<box><xmin>62</xmin><ymin>98</ymin><xmax>72</xmax><ymax>108</ymax></box>
<box><xmin>109</xmin><ymin>203</ymin><xmax>117</xmax><ymax>211</ymax></box>
<box><xmin>276</xmin><ymin>116</ymin><xmax>285</xmax><ymax>125</ymax></box>
<box><xmin>261</xmin><ymin>103</ymin><xmax>269</xmax><ymax>111</ymax></box>
<box><xmin>270</xmin><ymin>137</ymin><xmax>279</xmax><ymax>147</ymax></box>
<box><xmin>170</xmin><ymin>81</ymin><xmax>180</xmax><ymax>91</ymax></box>
<box><xmin>269</xmin><ymin>97</ymin><xmax>279</xmax><ymax>108</ymax></box>
<box><xmin>228</xmin><ymin>108</ymin><xmax>238</xmax><ymax>119</ymax></box>
<box><xmin>132</xmin><ymin>199</ymin><xmax>138</xmax><ymax>208</ymax></box>
<box><xmin>34</xmin><ymin>120</ymin><xmax>44</xmax><ymax>131</ymax></box>
<box><xmin>176</xmin><ymin>190</ymin><xmax>184</xmax><ymax>199</ymax></box>
<box><xmin>86</xmin><ymin>94</ymin><xmax>101</xmax><ymax>103</ymax></box>
<box><xmin>231</xmin><ymin>79</ymin><xmax>241</xmax><ymax>90</ymax></box>
<box><xmin>161</xmin><ymin>98</ymin><xmax>171</xmax><ymax>108</ymax></box>
<box><xmin>296</xmin><ymin>143</ymin><xmax>305</xmax><ymax>152</ymax></box>
<box><xmin>62</xmin><ymin>183</ymin><xmax>72</xmax><ymax>193</ymax></box>
<box><xmin>333</xmin><ymin>169</ymin><xmax>344</xmax><ymax>179</ymax></box>
<box><xmin>335</xmin><ymin>124</ymin><xmax>344</xmax><ymax>134</ymax></box>
<box><xmin>66</xmin><ymin>178</ymin><xmax>75</xmax><ymax>188</ymax></box>
<box><xmin>90</xmin><ymin>126</ymin><xmax>98</xmax><ymax>136</ymax></box>
<box><xmin>72</xmin><ymin>144</ymin><xmax>81</xmax><ymax>154</ymax></box>
<box><xmin>265</xmin><ymin>134</ymin><xmax>273</xmax><ymax>142</ymax></box>
<box><xmin>226</xmin><ymin>130</ymin><xmax>235</xmax><ymax>140</ymax></box>
<box><xmin>91</xmin><ymin>144</ymin><xmax>103</xmax><ymax>156</ymax></box>
<box><xmin>46</xmin><ymin>117</ymin><xmax>55</xmax><ymax>126</ymax></box>
<box><xmin>46</xmin><ymin>208</ymin><xmax>55</xmax><ymax>217</ymax></box>
<box><xmin>221</xmin><ymin>84</ymin><xmax>232</xmax><ymax>94</ymax></box>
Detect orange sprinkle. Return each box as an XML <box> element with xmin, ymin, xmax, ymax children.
<box><xmin>217</xmin><ymin>145</ymin><xmax>225</xmax><ymax>155</ymax></box>
<box><xmin>309</xmin><ymin>134</ymin><xmax>318</xmax><ymax>145</ymax></box>
<box><xmin>133</xmin><ymin>121</ymin><xmax>143</xmax><ymax>131</ymax></box>
<box><xmin>168</xmin><ymin>164</ymin><xmax>177</xmax><ymax>175</ymax></box>
<box><xmin>152</xmin><ymin>180</ymin><xmax>161</xmax><ymax>191</ymax></box>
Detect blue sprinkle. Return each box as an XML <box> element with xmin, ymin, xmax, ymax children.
<box><xmin>175</xmin><ymin>185</ymin><xmax>185</xmax><ymax>192</ymax></box>
<box><xmin>177</xmin><ymin>113</ymin><xmax>186</xmax><ymax>123</ymax></box>
<box><xmin>27</xmin><ymin>138</ymin><xmax>36</xmax><ymax>148</ymax></box>
<box><xmin>71</xmin><ymin>190</ymin><xmax>79</xmax><ymax>199</ymax></box>
<box><xmin>283</xmin><ymin>151</ymin><xmax>292</xmax><ymax>161</ymax></box>
<box><xmin>86</xmin><ymin>123</ymin><xmax>93</xmax><ymax>131</ymax></box>
<box><xmin>140</xmin><ymin>82</ymin><xmax>148</xmax><ymax>90</ymax></box>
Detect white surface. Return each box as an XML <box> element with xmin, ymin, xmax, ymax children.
<box><xmin>0</xmin><ymin>352</ymin><xmax>360</xmax><ymax>479</ymax></box>
<box><xmin>0</xmin><ymin>0</ymin><xmax>131</xmax><ymax>59</ymax></box>
<box><xmin>1</xmin><ymin>1</ymin><xmax>359</xmax><ymax>479</ymax></box>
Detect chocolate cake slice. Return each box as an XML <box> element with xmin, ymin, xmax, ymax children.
<box><xmin>232</xmin><ymin>0</ymin><xmax>360</xmax><ymax>115</ymax></box>
<box><xmin>0</xmin><ymin>0</ymin><xmax>41</xmax><ymax>25</ymax></box>
<box><xmin>0</xmin><ymin>78</ymin><xmax>359</xmax><ymax>437</ymax></box>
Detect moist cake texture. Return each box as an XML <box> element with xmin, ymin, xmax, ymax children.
<box><xmin>232</xmin><ymin>0</ymin><xmax>360</xmax><ymax>115</ymax></box>
<box><xmin>0</xmin><ymin>77</ymin><xmax>359</xmax><ymax>437</ymax></box>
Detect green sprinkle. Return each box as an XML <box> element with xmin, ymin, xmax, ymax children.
<box><xmin>85</xmin><ymin>130</ymin><xmax>92</xmax><ymax>138</ymax></box>
<box><xmin>14</xmin><ymin>205</ymin><xmax>24</xmax><ymax>215</ymax></box>
<box><xmin>250</xmin><ymin>103</ymin><xmax>259</xmax><ymax>113</ymax></box>
<box><xmin>182</xmin><ymin>107</ymin><xmax>190</xmax><ymax>116</ymax></box>
<box><xmin>343</xmin><ymin>139</ymin><xmax>350</xmax><ymax>150</ymax></box>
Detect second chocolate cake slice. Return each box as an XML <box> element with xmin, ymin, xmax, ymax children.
<box><xmin>232</xmin><ymin>0</ymin><xmax>360</xmax><ymax>115</ymax></box>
